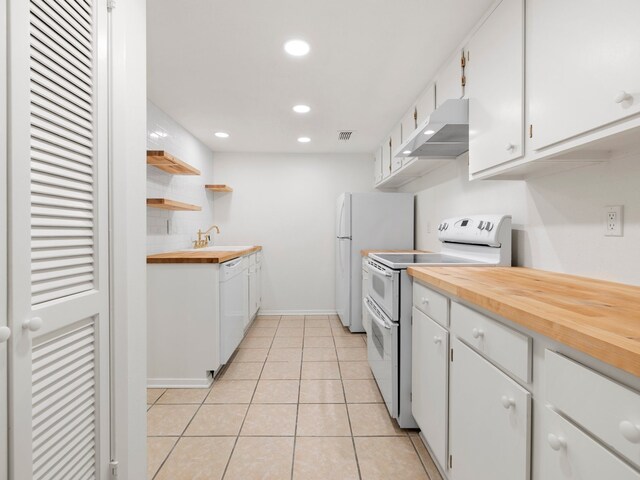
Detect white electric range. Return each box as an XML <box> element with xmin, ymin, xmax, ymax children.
<box><xmin>363</xmin><ymin>214</ymin><xmax>512</xmax><ymax>428</ymax></box>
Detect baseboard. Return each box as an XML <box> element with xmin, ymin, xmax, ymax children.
<box><xmin>258</xmin><ymin>309</ymin><xmax>338</xmax><ymax>316</ymax></box>
<box><xmin>147</xmin><ymin>374</ymin><xmax>213</xmax><ymax>389</ymax></box>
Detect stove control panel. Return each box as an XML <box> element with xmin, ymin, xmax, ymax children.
<box><xmin>437</xmin><ymin>214</ymin><xmax>511</xmax><ymax>247</ymax></box>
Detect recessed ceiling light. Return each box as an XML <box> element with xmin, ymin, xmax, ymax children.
<box><xmin>424</xmin><ymin>129</ymin><xmax>435</xmax><ymax>135</ymax></box>
<box><xmin>293</xmin><ymin>104</ymin><xmax>311</xmax><ymax>113</ymax></box>
<box><xmin>284</xmin><ymin>39</ymin><xmax>310</xmax><ymax>57</ymax></box>
<box><xmin>297</xmin><ymin>137</ymin><xmax>311</xmax><ymax>143</ymax></box>
<box><xmin>214</xmin><ymin>132</ymin><xmax>229</xmax><ymax>138</ymax></box>
<box><xmin>403</xmin><ymin>150</ymin><xmax>412</xmax><ymax>154</ymax></box>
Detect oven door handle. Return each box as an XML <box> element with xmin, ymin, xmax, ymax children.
<box><xmin>364</xmin><ymin>300</ymin><xmax>391</xmax><ymax>330</ymax></box>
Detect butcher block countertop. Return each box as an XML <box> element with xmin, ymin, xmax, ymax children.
<box><xmin>147</xmin><ymin>246</ymin><xmax>262</xmax><ymax>264</ymax></box>
<box><xmin>361</xmin><ymin>249</ymin><xmax>428</xmax><ymax>257</ymax></box>
<box><xmin>408</xmin><ymin>266</ymin><xmax>640</xmax><ymax>377</ymax></box>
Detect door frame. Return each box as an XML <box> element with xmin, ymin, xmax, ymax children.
<box><xmin>108</xmin><ymin>0</ymin><xmax>148</xmax><ymax>477</ymax></box>
<box><xmin>0</xmin><ymin>0</ymin><xmax>8</xmax><ymax>476</ymax></box>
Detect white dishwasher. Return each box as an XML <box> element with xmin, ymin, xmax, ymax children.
<box><xmin>220</xmin><ymin>256</ymin><xmax>249</xmax><ymax>365</ymax></box>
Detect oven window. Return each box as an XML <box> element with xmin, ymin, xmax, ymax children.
<box><xmin>372</xmin><ymin>275</ymin><xmax>386</xmax><ymax>298</ymax></box>
<box><xmin>371</xmin><ymin>319</ymin><xmax>385</xmax><ymax>359</ymax></box>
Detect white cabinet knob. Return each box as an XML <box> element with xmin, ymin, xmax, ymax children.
<box><xmin>547</xmin><ymin>433</ymin><xmax>567</xmax><ymax>451</ymax></box>
<box><xmin>23</xmin><ymin>317</ymin><xmax>43</xmax><ymax>332</ymax></box>
<box><xmin>505</xmin><ymin>143</ymin><xmax>515</xmax><ymax>151</ymax></box>
<box><xmin>501</xmin><ymin>395</ymin><xmax>515</xmax><ymax>409</ymax></box>
<box><xmin>614</xmin><ymin>91</ymin><xmax>632</xmax><ymax>104</ymax></box>
<box><xmin>0</xmin><ymin>326</ymin><xmax>10</xmax><ymax>343</ymax></box>
<box><xmin>421</xmin><ymin>297</ymin><xmax>429</xmax><ymax>305</ymax></box>
<box><xmin>471</xmin><ymin>328</ymin><xmax>484</xmax><ymax>339</ymax></box>
<box><xmin>433</xmin><ymin>336</ymin><xmax>442</xmax><ymax>344</ymax></box>
<box><xmin>619</xmin><ymin>420</ymin><xmax>640</xmax><ymax>443</ymax></box>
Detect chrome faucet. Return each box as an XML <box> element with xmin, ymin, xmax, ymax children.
<box><xmin>193</xmin><ymin>224</ymin><xmax>220</xmax><ymax>249</ymax></box>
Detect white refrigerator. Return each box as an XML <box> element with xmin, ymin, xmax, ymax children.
<box><xmin>335</xmin><ymin>192</ymin><xmax>414</xmax><ymax>332</ymax></box>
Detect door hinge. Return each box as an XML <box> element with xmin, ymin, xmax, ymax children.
<box><xmin>461</xmin><ymin>75</ymin><xmax>466</xmax><ymax>87</ymax></box>
<box><xmin>109</xmin><ymin>461</ymin><xmax>119</xmax><ymax>478</ymax></box>
<box><xmin>449</xmin><ymin>455</ymin><xmax>453</xmax><ymax>469</ymax></box>
<box><xmin>460</xmin><ymin>53</ymin><xmax>466</xmax><ymax>68</ymax></box>
<box><xmin>410</xmin><ymin>391</ymin><xmax>413</xmax><ymax>401</ymax></box>
<box><xmin>529</xmin><ymin>124</ymin><xmax>533</xmax><ymax>139</ymax></box>
<box><xmin>450</xmin><ymin>348</ymin><xmax>453</xmax><ymax>362</ymax></box>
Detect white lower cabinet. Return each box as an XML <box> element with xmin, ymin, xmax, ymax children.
<box><xmin>248</xmin><ymin>253</ymin><xmax>261</xmax><ymax>322</ymax></box>
<box><xmin>542</xmin><ymin>407</ymin><xmax>640</xmax><ymax>480</ymax></box>
<box><xmin>412</xmin><ymin>307</ymin><xmax>449</xmax><ymax>470</ymax></box>
<box><xmin>449</xmin><ymin>337</ymin><xmax>531</xmax><ymax>480</ymax></box>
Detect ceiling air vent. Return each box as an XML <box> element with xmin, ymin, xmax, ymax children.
<box><xmin>338</xmin><ymin>130</ymin><xmax>354</xmax><ymax>141</ymax></box>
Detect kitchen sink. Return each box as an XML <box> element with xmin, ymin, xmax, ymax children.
<box><xmin>183</xmin><ymin>245</ymin><xmax>254</xmax><ymax>252</ymax></box>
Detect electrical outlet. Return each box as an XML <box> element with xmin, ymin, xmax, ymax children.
<box><xmin>604</xmin><ymin>205</ymin><xmax>623</xmax><ymax>237</ymax></box>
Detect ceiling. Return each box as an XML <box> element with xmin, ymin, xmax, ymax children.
<box><xmin>147</xmin><ymin>0</ymin><xmax>494</xmax><ymax>154</ymax></box>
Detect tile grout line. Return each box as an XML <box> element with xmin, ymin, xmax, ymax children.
<box><xmin>221</xmin><ymin>315</ymin><xmax>279</xmax><ymax>480</ymax></box>
<box><xmin>290</xmin><ymin>316</ymin><xmax>307</xmax><ymax>480</ymax></box>
<box><xmin>335</xmin><ymin>321</ymin><xmax>364</xmax><ymax>480</ymax></box>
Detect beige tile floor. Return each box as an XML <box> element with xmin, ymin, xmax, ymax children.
<box><xmin>147</xmin><ymin>315</ymin><xmax>444</xmax><ymax>480</ymax></box>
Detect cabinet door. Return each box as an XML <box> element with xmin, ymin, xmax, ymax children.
<box><xmin>401</xmin><ymin>107</ymin><xmax>416</xmax><ymax>146</ymax></box>
<box><xmin>249</xmin><ymin>267</ymin><xmax>257</xmax><ymax>319</ymax></box>
<box><xmin>542</xmin><ymin>407</ymin><xmax>640</xmax><ymax>480</ymax></box>
<box><xmin>416</xmin><ymin>84</ymin><xmax>436</xmax><ymax>126</ymax></box>
<box><xmin>467</xmin><ymin>0</ymin><xmax>524</xmax><ymax>175</ymax></box>
<box><xmin>257</xmin><ymin>262</ymin><xmax>262</xmax><ymax>310</ymax></box>
<box><xmin>529</xmin><ymin>0</ymin><xmax>640</xmax><ymax>150</ymax></box>
<box><xmin>391</xmin><ymin>124</ymin><xmax>403</xmax><ymax>172</ymax></box>
<box><xmin>381</xmin><ymin>139</ymin><xmax>392</xmax><ymax>179</ymax></box>
<box><xmin>436</xmin><ymin>50</ymin><xmax>465</xmax><ymax>107</ymax></box>
<box><xmin>449</xmin><ymin>338</ymin><xmax>530</xmax><ymax>480</ymax></box>
<box><xmin>373</xmin><ymin>146</ymin><xmax>382</xmax><ymax>184</ymax></box>
<box><xmin>412</xmin><ymin>308</ymin><xmax>449</xmax><ymax>470</ymax></box>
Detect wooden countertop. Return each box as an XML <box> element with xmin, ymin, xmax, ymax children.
<box><xmin>408</xmin><ymin>266</ymin><xmax>640</xmax><ymax>377</ymax></box>
<box><xmin>147</xmin><ymin>246</ymin><xmax>262</xmax><ymax>264</ymax></box>
<box><xmin>361</xmin><ymin>249</ymin><xmax>428</xmax><ymax>257</ymax></box>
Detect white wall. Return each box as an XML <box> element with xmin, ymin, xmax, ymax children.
<box><xmin>211</xmin><ymin>152</ymin><xmax>373</xmax><ymax>314</ymax></box>
<box><xmin>147</xmin><ymin>101</ymin><xmax>216</xmax><ymax>254</ymax></box>
<box><xmin>400</xmin><ymin>152</ymin><xmax>640</xmax><ymax>285</ymax></box>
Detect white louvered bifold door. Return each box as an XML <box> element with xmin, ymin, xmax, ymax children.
<box><xmin>8</xmin><ymin>0</ymin><xmax>110</xmax><ymax>478</ymax></box>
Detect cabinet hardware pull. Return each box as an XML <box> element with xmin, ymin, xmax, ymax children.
<box><xmin>501</xmin><ymin>395</ymin><xmax>516</xmax><ymax>409</ymax></box>
<box><xmin>619</xmin><ymin>420</ymin><xmax>640</xmax><ymax>443</ymax></box>
<box><xmin>614</xmin><ymin>91</ymin><xmax>632</xmax><ymax>104</ymax></box>
<box><xmin>471</xmin><ymin>327</ymin><xmax>484</xmax><ymax>339</ymax></box>
<box><xmin>547</xmin><ymin>433</ymin><xmax>567</xmax><ymax>451</ymax></box>
<box><xmin>433</xmin><ymin>336</ymin><xmax>442</xmax><ymax>344</ymax></box>
<box><xmin>23</xmin><ymin>317</ymin><xmax>43</xmax><ymax>332</ymax></box>
<box><xmin>0</xmin><ymin>326</ymin><xmax>10</xmax><ymax>343</ymax></box>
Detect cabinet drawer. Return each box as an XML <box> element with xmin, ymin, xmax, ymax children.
<box><xmin>413</xmin><ymin>281</ymin><xmax>449</xmax><ymax>327</ymax></box>
<box><xmin>542</xmin><ymin>406</ymin><xmax>640</xmax><ymax>480</ymax></box>
<box><xmin>546</xmin><ymin>350</ymin><xmax>640</xmax><ymax>469</ymax></box>
<box><xmin>451</xmin><ymin>302</ymin><xmax>531</xmax><ymax>383</ymax></box>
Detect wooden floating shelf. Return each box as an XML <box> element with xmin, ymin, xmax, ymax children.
<box><xmin>147</xmin><ymin>150</ymin><xmax>201</xmax><ymax>175</ymax></box>
<box><xmin>205</xmin><ymin>184</ymin><xmax>233</xmax><ymax>192</ymax></box>
<box><xmin>147</xmin><ymin>198</ymin><xmax>202</xmax><ymax>211</ymax></box>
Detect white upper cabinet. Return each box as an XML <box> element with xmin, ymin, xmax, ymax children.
<box><xmin>416</xmin><ymin>84</ymin><xmax>437</xmax><ymax>127</ymax></box>
<box><xmin>381</xmin><ymin>138</ymin><xmax>392</xmax><ymax>179</ymax></box>
<box><xmin>373</xmin><ymin>146</ymin><xmax>382</xmax><ymax>184</ymax></box>
<box><xmin>467</xmin><ymin>0</ymin><xmax>525</xmax><ymax>176</ymax></box>
<box><xmin>391</xmin><ymin>124</ymin><xmax>403</xmax><ymax>171</ymax></box>
<box><xmin>528</xmin><ymin>0</ymin><xmax>640</xmax><ymax>151</ymax></box>
<box><xmin>436</xmin><ymin>50</ymin><xmax>465</xmax><ymax>107</ymax></box>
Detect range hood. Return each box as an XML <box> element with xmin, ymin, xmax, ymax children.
<box><xmin>396</xmin><ymin>99</ymin><xmax>469</xmax><ymax>158</ymax></box>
